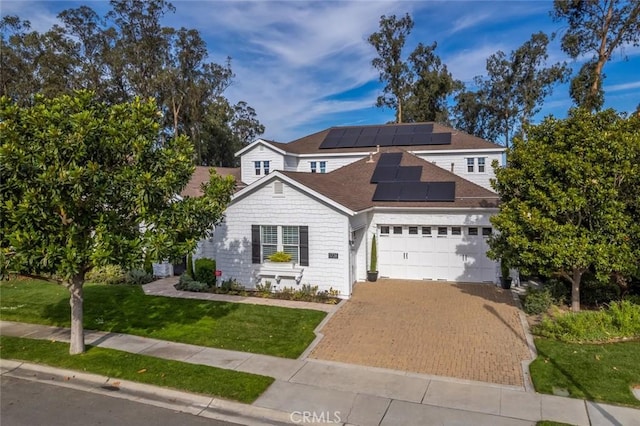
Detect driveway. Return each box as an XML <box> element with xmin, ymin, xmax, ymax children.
<box><xmin>309</xmin><ymin>280</ymin><xmax>533</xmax><ymax>387</ymax></box>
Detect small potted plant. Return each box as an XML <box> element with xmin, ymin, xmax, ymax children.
<box><xmin>500</xmin><ymin>261</ymin><xmax>512</xmax><ymax>289</ymax></box>
<box><xmin>367</xmin><ymin>235</ymin><xmax>378</xmax><ymax>282</ymax></box>
<box><xmin>268</xmin><ymin>251</ymin><xmax>292</xmax><ymax>263</ymax></box>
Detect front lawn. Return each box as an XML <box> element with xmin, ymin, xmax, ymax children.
<box><xmin>530</xmin><ymin>338</ymin><xmax>640</xmax><ymax>407</ymax></box>
<box><xmin>0</xmin><ymin>279</ymin><xmax>326</xmax><ymax>358</ymax></box>
<box><xmin>0</xmin><ymin>336</ymin><xmax>273</xmax><ymax>403</ymax></box>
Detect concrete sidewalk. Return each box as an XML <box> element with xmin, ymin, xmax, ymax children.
<box><xmin>2</xmin><ymin>321</ymin><xmax>639</xmax><ymax>426</ymax></box>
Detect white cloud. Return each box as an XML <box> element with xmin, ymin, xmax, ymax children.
<box><xmin>605</xmin><ymin>80</ymin><xmax>640</xmax><ymax>92</ymax></box>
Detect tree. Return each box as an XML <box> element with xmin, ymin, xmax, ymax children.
<box><xmin>552</xmin><ymin>0</ymin><xmax>640</xmax><ymax>111</ymax></box>
<box><xmin>0</xmin><ymin>91</ymin><xmax>236</xmax><ymax>354</ymax></box>
<box><xmin>488</xmin><ymin>109</ymin><xmax>640</xmax><ymax>311</ymax></box>
<box><xmin>453</xmin><ymin>32</ymin><xmax>570</xmax><ymax>146</ymax></box>
<box><xmin>231</xmin><ymin>101</ymin><xmax>265</xmax><ymax>147</ymax></box>
<box><xmin>368</xmin><ymin>13</ymin><xmax>414</xmax><ymax>123</ymax></box>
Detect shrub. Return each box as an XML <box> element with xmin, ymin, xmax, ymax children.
<box><xmin>534</xmin><ymin>300</ymin><xmax>640</xmax><ymax>342</ymax></box>
<box><xmin>256</xmin><ymin>280</ymin><xmax>273</xmax><ymax>295</ymax></box>
<box><xmin>194</xmin><ymin>258</ymin><xmax>216</xmax><ymax>287</ymax></box>
<box><xmin>186</xmin><ymin>253</ymin><xmax>194</xmax><ymax>277</ymax></box>
<box><xmin>543</xmin><ymin>278</ymin><xmax>570</xmax><ymax>305</ymax></box>
<box><xmin>524</xmin><ymin>288</ymin><xmax>554</xmax><ymax>315</ymax></box>
<box><xmin>219</xmin><ymin>278</ymin><xmax>244</xmax><ymax>293</ymax></box>
<box><xmin>175</xmin><ymin>273</ymin><xmax>208</xmax><ymax>292</ymax></box>
<box><xmin>370</xmin><ymin>235</ymin><xmax>377</xmax><ymax>272</ymax></box>
<box><xmin>581</xmin><ymin>274</ymin><xmax>620</xmax><ymax>307</ymax></box>
<box><xmin>86</xmin><ymin>265</ymin><xmax>126</xmax><ymax>285</ymax></box>
<box><xmin>268</xmin><ymin>251</ymin><xmax>292</xmax><ymax>262</ymax></box>
<box><xmin>125</xmin><ymin>269</ymin><xmax>154</xmax><ymax>285</ymax></box>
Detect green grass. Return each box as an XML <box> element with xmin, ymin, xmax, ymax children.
<box><xmin>530</xmin><ymin>338</ymin><xmax>640</xmax><ymax>407</ymax></box>
<box><xmin>0</xmin><ymin>279</ymin><xmax>326</xmax><ymax>358</ymax></box>
<box><xmin>0</xmin><ymin>336</ymin><xmax>273</xmax><ymax>403</ymax></box>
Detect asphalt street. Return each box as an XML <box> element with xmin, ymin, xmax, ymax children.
<box><xmin>0</xmin><ymin>376</ymin><xmax>242</xmax><ymax>426</ymax></box>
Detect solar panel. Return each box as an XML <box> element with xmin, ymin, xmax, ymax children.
<box><xmin>378</xmin><ymin>126</ymin><xmax>396</xmax><ymax>135</ymax></box>
<box><xmin>374</xmin><ymin>134</ymin><xmax>395</xmax><ymax>146</ymax></box>
<box><xmin>319</xmin><ymin>137</ymin><xmax>341</xmax><ymax>149</ymax></box>
<box><xmin>431</xmin><ymin>133</ymin><xmax>452</xmax><ymax>145</ymax></box>
<box><xmin>344</xmin><ymin>128</ymin><xmax>362</xmax><ymax>137</ymax></box>
<box><xmin>340</xmin><ymin>135</ymin><xmax>358</xmax><ymax>147</ymax></box>
<box><xmin>377</xmin><ymin>152</ymin><xmax>402</xmax><ymax>166</ymax></box>
<box><xmin>370</xmin><ymin>166</ymin><xmax>398</xmax><ymax>183</ymax></box>
<box><xmin>395</xmin><ymin>166</ymin><xmax>422</xmax><ymax>181</ymax></box>
<box><xmin>354</xmin><ymin>135</ymin><xmax>376</xmax><ymax>147</ymax></box>
<box><xmin>392</xmin><ymin>134</ymin><xmax>413</xmax><ymax>145</ymax></box>
<box><xmin>426</xmin><ymin>182</ymin><xmax>456</xmax><ymax>201</ymax></box>
<box><xmin>413</xmin><ymin>123</ymin><xmax>434</xmax><ymax>133</ymax></box>
<box><xmin>395</xmin><ymin>125</ymin><xmax>414</xmax><ymax>135</ymax></box>
<box><xmin>327</xmin><ymin>128</ymin><xmax>346</xmax><ymax>138</ymax></box>
<box><xmin>360</xmin><ymin>127</ymin><xmax>380</xmax><ymax>136</ymax></box>
<box><xmin>372</xmin><ymin>182</ymin><xmax>402</xmax><ymax>201</ymax></box>
<box><xmin>398</xmin><ymin>182</ymin><xmax>430</xmax><ymax>201</ymax></box>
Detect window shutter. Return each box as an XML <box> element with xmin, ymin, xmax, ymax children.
<box><xmin>299</xmin><ymin>226</ymin><xmax>309</xmax><ymax>266</ymax></box>
<box><xmin>251</xmin><ymin>225</ymin><xmax>261</xmax><ymax>264</ymax></box>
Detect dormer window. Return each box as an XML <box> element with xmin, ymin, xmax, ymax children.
<box><xmin>263</xmin><ymin>161</ymin><xmax>270</xmax><ymax>175</ymax></box>
<box><xmin>319</xmin><ymin>161</ymin><xmax>326</xmax><ymax>173</ymax></box>
<box><xmin>254</xmin><ymin>161</ymin><xmax>261</xmax><ymax>175</ymax></box>
<box><xmin>255</xmin><ymin>161</ymin><xmax>270</xmax><ymax>176</ymax></box>
<box><xmin>310</xmin><ymin>161</ymin><xmax>317</xmax><ymax>173</ymax></box>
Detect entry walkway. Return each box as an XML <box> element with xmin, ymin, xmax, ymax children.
<box><xmin>2</xmin><ymin>321</ymin><xmax>639</xmax><ymax>426</ymax></box>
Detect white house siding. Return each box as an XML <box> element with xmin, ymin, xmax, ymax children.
<box><xmin>209</xmin><ymin>179</ymin><xmax>352</xmax><ymax>297</ymax></box>
<box><xmin>363</xmin><ymin>210</ymin><xmax>499</xmax><ymax>283</ymax></box>
<box><xmin>295</xmin><ymin>154</ymin><xmax>367</xmax><ymax>174</ymax></box>
<box><xmin>240</xmin><ymin>145</ymin><xmax>285</xmax><ymax>185</ymax></box>
<box><xmin>283</xmin><ymin>155</ymin><xmax>299</xmax><ymax>171</ymax></box>
<box><xmin>350</xmin><ymin>212</ymin><xmax>370</xmax><ymax>282</ymax></box>
<box><xmin>415</xmin><ymin>151</ymin><xmax>503</xmax><ymax>191</ymax></box>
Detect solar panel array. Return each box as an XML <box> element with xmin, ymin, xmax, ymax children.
<box><xmin>319</xmin><ymin>124</ymin><xmax>452</xmax><ymax>149</ymax></box>
<box><xmin>371</xmin><ymin>153</ymin><xmax>456</xmax><ymax>202</ymax></box>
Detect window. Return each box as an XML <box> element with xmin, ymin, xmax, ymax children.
<box><xmin>438</xmin><ymin>227</ymin><xmax>448</xmax><ymax>236</ymax></box>
<box><xmin>468</xmin><ymin>227</ymin><xmax>478</xmax><ymax>236</ymax></box>
<box><xmin>393</xmin><ymin>226</ymin><xmax>403</xmax><ymax>235</ymax></box>
<box><xmin>478</xmin><ymin>158</ymin><xmax>486</xmax><ymax>173</ymax></box>
<box><xmin>310</xmin><ymin>161</ymin><xmax>317</xmax><ymax>173</ymax></box>
<box><xmin>254</xmin><ymin>161</ymin><xmax>261</xmax><ymax>175</ymax></box>
<box><xmin>452</xmin><ymin>227</ymin><xmax>462</xmax><ymax>235</ymax></box>
<box><xmin>261</xmin><ymin>225</ymin><xmax>277</xmax><ymax>260</ymax></box>
<box><xmin>253</xmin><ymin>225</ymin><xmax>307</xmax><ymax>265</ymax></box>
<box><xmin>263</xmin><ymin>161</ymin><xmax>270</xmax><ymax>175</ymax></box>
<box><xmin>408</xmin><ymin>226</ymin><xmax>418</xmax><ymax>235</ymax></box>
<box><xmin>482</xmin><ymin>227</ymin><xmax>492</xmax><ymax>236</ymax></box>
<box><xmin>380</xmin><ymin>226</ymin><xmax>390</xmax><ymax>235</ymax></box>
<box><xmin>282</xmin><ymin>226</ymin><xmax>299</xmax><ymax>263</ymax></box>
<box><xmin>319</xmin><ymin>161</ymin><xmax>326</xmax><ymax>173</ymax></box>
<box><xmin>422</xmin><ymin>226</ymin><xmax>431</xmax><ymax>235</ymax></box>
<box><xmin>467</xmin><ymin>158</ymin><xmax>474</xmax><ymax>173</ymax></box>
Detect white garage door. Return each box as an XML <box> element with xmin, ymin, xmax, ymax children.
<box><xmin>378</xmin><ymin>225</ymin><xmax>496</xmax><ymax>282</ymax></box>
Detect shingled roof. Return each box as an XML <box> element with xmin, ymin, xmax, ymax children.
<box><xmin>181</xmin><ymin>166</ymin><xmax>242</xmax><ymax>198</ymax></box>
<box><xmin>279</xmin><ymin>148</ymin><xmax>499</xmax><ymax>211</ymax></box>
<box><xmin>269</xmin><ymin>122</ymin><xmax>502</xmax><ymax>154</ymax></box>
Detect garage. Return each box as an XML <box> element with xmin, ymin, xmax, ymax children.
<box><xmin>377</xmin><ymin>225</ymin><xmax>497</xmax><ymax>282</ymax></box>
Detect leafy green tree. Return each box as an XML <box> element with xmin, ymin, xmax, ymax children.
<box><xmin>488</xmin><ymin>109</ymin><xmax>640</xmax><ymax>311</ymax></box>
<box><xmin>552</xmin><ymin>0</ymin><xmax>640</xmax><ymax>111</ymax></box>
<box><xmin>0</xmin><ymin>92</ymin><xmax>235</xmax><ymax>354</ymax></box>
<box><xmin>453</xmin><ymin>32</ymin><xmax>569</xmax><ymax>146</ymax></box>
<box><xmin>368</xmin><ymin>14</ymin><xmax>460</xmax><ymax>124</ymax></box>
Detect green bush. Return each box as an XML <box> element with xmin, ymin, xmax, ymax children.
<box><xmin>125</xmin><ymin>269</ymin><xmax>154</xmax><ymax>285</ymax></box>
<box><xmin>268</xmin><ymin>251</ymin><xmax>292</xmax><ymax>262</ymax></box>
<box><xmin>187</xmin><ymin>253</ymin><xmax>194</xmax><ymax>277</ymax></box>
<box><xmin>86</xmin><ymin>265</ymin><xmax>126</xmax><ymax>285</ymax></box>
<box><xmin>534</xmin><ymin>300</ymin><xmax>640</xmax><ymax>342</ymax></box>
<box><xmin>543</xmin><ymin>278</ymin><xmax>570</xmax><ymax>305</ymax></box>
<box><xmin>194</xmin><ymin>258</ymin><xmax>216</xmax><ymax>287</ymax></box>
<box><xmin>219</xmin><ymin>278</ymin><xmax>244</xmax><ymax>293</ymax></box>
<box><xmin>175</xmin><ymin>273</ymin><xmax>208</xmax><ymax>292</ymax></box>
<box><xmin>524</xmin><ymin>288</ymin><xmax>554</xmax><ymax>315</ymax></box>
<box><xmin>256</xmin><ymin>281</ymin><xmax>273</xmax><ymax>295</ymax></box>
<box><xmin>581</xmin><ymin>274</ymin><xmax>620</xmax><ymax>307</ymax></box>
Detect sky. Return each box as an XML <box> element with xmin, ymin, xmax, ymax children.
<box><xmin>2</xmin><ymin>0</ymin><xmax>639</xmax><ymax>142</ymax></box>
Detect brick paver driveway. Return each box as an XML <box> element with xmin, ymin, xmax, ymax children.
<box><xmin>309</xmin><ymin>280</ymin><xmax>532</xmax><ymax>387</ymax></box>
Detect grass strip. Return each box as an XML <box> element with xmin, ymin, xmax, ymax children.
<box><xmin>0</xmin><ymin>279</ymin><xmax>326</xmax><ymax>358</ymax></box>
<box><xmin>530</xmin><ymin>338</ymin><xmax>640</xmax><ymax>407</ymax></box>
<box><xmin>0</xmin><ymin>336</ymin><xmax>274</xmax><ymax>404</ymax></box>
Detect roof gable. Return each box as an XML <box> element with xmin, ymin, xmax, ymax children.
<box><xmin>234</xmin><ymin>138</ymin><xmax>288</xmax><ymax>157</ymax></box>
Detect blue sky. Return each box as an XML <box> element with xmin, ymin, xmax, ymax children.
<box><xmin>3</xmin><ymin>1</ymin><xmax>639</xmax><ymax>142</ymax></box>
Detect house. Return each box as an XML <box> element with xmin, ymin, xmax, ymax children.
<box><xmin>187</xmin><ymin>122</ymin><xmax>504</xmax><ymax>298</ymax></box>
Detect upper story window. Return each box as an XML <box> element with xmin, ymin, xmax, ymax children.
<box><xmin>263</xmin><ymin>161</ymin><xmax>270</xmax><ymax>175</ymax></box>
<box><xmin>255</xmin><ymin>161</ymin><xmax>270</xmax><ymax>176</ymax></box>
<box><xmin>254</xmin><ymin>161</ymin><xmax>261</xmax><ymax>176</ymax></box>
<box><xmin>319</xmin><ymin>161</ymin><xmax>326</xmax><ymax>173</ymax></box>
<box><xmin>478</xmin><ymin>158</ymin><xmax>486</xmax><ymax>173</ymax></box>
<box><xmin>467</xmin><ymin>158</ymin><xmax>475</xmax><ymax>173</ymax></box>
<box><xmin>310</xmin><ymin>161</ymin><xmax>317</xmax><ymax>173</ymax></box>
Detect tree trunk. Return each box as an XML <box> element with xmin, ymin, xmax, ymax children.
<box><xmin>397</xmin><ymin>99</ymin><xmax>403</xmax><ymax>124</ymax></box>
<box><xmin>571</xmin><ymin>268</ymin><xmax>583</xmax><ymax>312</ymax></box>
<box><xmin>68</xmin><ymin>274</ymin><xmax>85</xmax><ymax>354</ymax></box>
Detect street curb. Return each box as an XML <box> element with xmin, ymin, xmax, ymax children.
<box><xmin>509</xmin><ymin>286</ymin><xmax>538</xmax><ymax>393</ymax></box>
<box><xmin>298</xmin><ymin>299</ymin><xmax>345</xmax><ymax>360</ymax></box>
<box><xmin>0</xmin><ymin>359</ymin><xmax>294</xmax><ymax>426</ymax></box>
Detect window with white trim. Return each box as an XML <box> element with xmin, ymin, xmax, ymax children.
<box><xmin>380</xmin><ymin>226</ymin><xmax>390</xmax><ymax>235</ymax></box>
<box><xmin>393</xmin><ymin>226</ymin><xmax>402</xmax><ymax>235</ymax></box>
<box><xmin>438</xmin><ymin>227</ymin><xmax>448</xmax><ymax>236</ymax></box>
<box><xmin>254</xmin><ymin>161</ymin><xmax>261</xmax><ymax>175</ymax></box>
<box><xmin>310</xmin><ymin>161</ymin><xmax>317</xmax><ymax>173</ymax></box>
<box><xmin>319</xmin><ymin>161</ymin><xmax>326</xmax><ymax>173</ymax></box>
<box><xmin>482</xmin><ymin>227</ymin><xmax>492</xmax><ymax>236</ymax></box>
<box><xmin>260</xmin><ymin>225</ymin><xmax>300</xmax><ymax>263</ymax></box>
<box><xmin>478</xmin><ymin>158</ymin><xmax>486</xmax><ymax>173</ymax></box>
<box><xmin>422</xmin><ymin>226</ymin><xmax>431</xmax><ymax>235</ymax></box>
<box><xmin>263</xmin><ymin>161</ymin><xmax>270</xmax><ymax>175</ymax></box>
<box><xmin>467</xmin><ymin>158</ymin><xmax>475</xmax><ymax>172</ymax></box>
<box><xmin>452</xmin><ymin>227</ymin><xmax>462</xmax><ymax>236</ymax></box>
<box><xmin>409</xmin><ymin>226</ymin><xmax>418</xmax><ymax>235</ymax></box>
<box><xmin>468</xmin><ymin>227</ymin><xmax>478</xmax><ymax>236</ymax></box>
